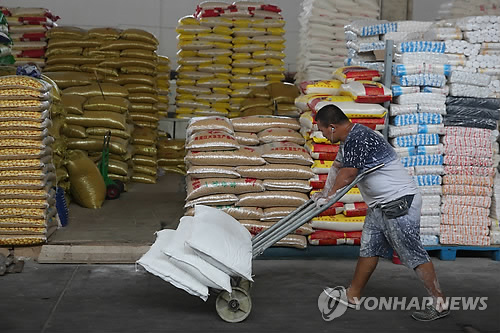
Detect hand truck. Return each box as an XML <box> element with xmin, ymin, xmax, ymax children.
<box><xmin>215</xmin><ymin>164</ymin><xmax>384</xmax><ymax>322</ymax></box>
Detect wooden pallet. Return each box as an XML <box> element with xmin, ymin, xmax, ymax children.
<box><xmin>424</xmin><ymin>245</ymin><xmax>500</xmax><ymax>261</ymax></box>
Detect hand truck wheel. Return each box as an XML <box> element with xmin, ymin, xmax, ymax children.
<box><xmin>215</xmin><ymin>287</ymin><xmax>252</xmax><ymax>323</ymax></box>
<box><xmin>106</xmin><ymin>184</ymin><xmax>121</xmax><ymax>200</ymax></box>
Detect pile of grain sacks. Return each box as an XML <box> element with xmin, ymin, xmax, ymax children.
<box><xmin>388</xmin><ymin>41</ymin><xmax>451</xmax><ymax>246</ymax></box>
<box><xmin>438</xmin><ymin>1</ymin><xmax>500</xmax><ymax>20</ymax></box>
<box><xmin>43</xmin><ymin>26</ymin><xmax>163</xmax><ymax>185</ymax></box>
<box><xmin>295</xmin><ymin>67</ymin><xmax>389</xmax><ymax>246</ymax></box>
<box><xmin>0</xmin><ymin>75</ymin><xmax>57</xmax><ymax>246</ymax></box>
<box><xmin>184</xmin><ymin>115</ymin><xmax>315</xmax><ymax>249</ymax></box>
<box><xmin>176</xmin><ymin>1</ymin><xmax>286</xmax><ymax>119</ymax></box>
<box><xmin>296</xmin><ymin>0</ymin><xmax>380</xmax><ymax>82</ymax></box>
<box><xmin>2</xmin><ymin>7</ymin><xmax>59</xmax><ymax>68</ymax></box>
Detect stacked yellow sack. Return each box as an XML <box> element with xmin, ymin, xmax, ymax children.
<box><xmin>176</xmin><ymin>3</ymin><xmax>287</xmax><ymax>119</ymax></box>
<box><xmin>41</xmin><ymin>75</ymin><xmax>71</xmax><ymax>204</ymax></box>
<box><xmin>58</xmin><ymin>83</ymin><xmax>133</xmax><ymax>185</ymax></box>
<box><xmin>0</xmin><ymin>75</ymin><xmax>57</xmax><ymax>246</ymax></box>
<box><xmin>235</xmin><ymin>82</ymin><xmax>300</xmax><ymax>117</ymax></box>
<box><xmin>176</xmin><ymin>15</ymin><xmax>233</xmax><ymax>119</ymax></box>
<box><xmin>3</xmin><ymin>7</ymin><xmax>60</xmax><ymax>68</ymax></box>
<box><xmin>156</xmin><ymin>55</ymin><xmax>170</xmax><ymax>118</ymax></box>
<box><xmin>43</xmin><ymin>26</ymin><xmax>162</xmax><ymax>185</ymax></box>
<box><xmin>157</xmin><ymin>137</ymin><xmax>186</xmax><ymax>175</ymax></box>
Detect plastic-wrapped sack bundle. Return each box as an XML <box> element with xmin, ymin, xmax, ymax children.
<box><xmin>391</xmin><ymin>134</ymin><xmax>440</xmax><ymax>147</ymax></box>
<box><xmin>395</xmin><ymin>93</ymin><xmax>447</xmax><ymax>105</ymax></box>
<box><xmin>400</xmin><ymin>154</ymin><xmax>443</xmax><ymax>167</ymax></box>
<box><xmin>392</xmin><ymin>63</ymin><xmax>452</xmax><ymax>76</ymax></box>
<box><xmin>449</xmin><ymin>84</ymin><xmax>494</xmax><ymax>99</ymax></box>
<box><xmin>449</xmin><ymin>70</ymin><xmax>492</xmax><ymax>87</ymax></box>
<box><xmin>388</xmin><ymin>124</ymin><xmax>444</xmax><ymax>138</ymax></box>
<box><xmin>390</xmin><ymin>104</ymin><xmax>447</xmax><ymax>116</ymax></box>
<box><xmin>396</xmin><ymin>41</ymin><xmax>446</xmax><ymax>53</ymax></box>
<box><xmin>392</xmin><ymin>113</ymin><xmax>443</xmax><ymax>126</ymax></box>
<box><xmin>394</xmin><ymin>145</ymin><xmax>444</xmax><ymax>158</ymax></box>
<box><xmin>345</xmin><ymin>20</ymin><xmax>397</xmax><ymax>37</ymax></box>
<box><xmin>395</xmin><ymin>74</ymin><xmax>447</xmax><ymax>88</ymax></box>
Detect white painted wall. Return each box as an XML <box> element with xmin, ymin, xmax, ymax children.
<box><xmin>4</xmin><ymin>0</ymin><xmax>302</xmax><ymax>72</ymax></box>
<box><xmin>411</xmin><ymin>0</ymin><xmax>452</xmax><ymax>21</ymax></box>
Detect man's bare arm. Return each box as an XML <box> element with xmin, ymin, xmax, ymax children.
<box><xmin>326</xmin><ymin>167</ymin><xmax>359</xmax><ymax>197</ymax></box>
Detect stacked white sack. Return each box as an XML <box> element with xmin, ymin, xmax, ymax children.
<box><xmin>295</xmin><ymin>0</ymin><xmax>380</xmax><ymax>83</ymax></box>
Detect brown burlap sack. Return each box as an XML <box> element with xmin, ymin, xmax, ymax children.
<box><xmin>231</xmin><ymin>115</ymin><xmax>300</xmax><ymax>133</ymax></box>
<box><xmin>186</xmin><ymin>130</ymin><xmax>240</xmax><ymax>151</ymax></box>
<box><xmin>236</xmin><ymin>191</ymin><xmax>309</xmax><ymax>208</ymax></box>
<box><xmin>240</xmin><ymin>97</ymin><xmax>272</xmax><ymax>112</ymax></box>
<box><xmin>184</xmin><ymin>193</ymin><xmax>238</xmax><ymax>209</ymax></box>
<box><xmin>120</xmin><ymin>29</ymin><xmax>159</xmax><ymax>45</ymax></box>
<box><xmin>131</xmin><ymin>173</ymin><xmax>157</xmax><ymax>184</ymax></box>
<box><xmin>186</xmin><ymin>206</ymin><xmax>263</xmax><ymax>220</ymax></box>
<box><xmin>61</xmin><ymin>94</ymin><xmax>86</xmax><ymax>115</ymax></box>
<box><xmin>133</xmin><ymin>164</ymin><xmax>157</xmax><ymax>177</ymax></box>
<box><xmin>186</xmin><ymin>116</ymin><xmax>234</xmax><ymax>136</ymax></box>
<box><xmin>186</xmin><ymin>177</ymin><xmax>265</xmax><ymax>201</ymax></box>
<box><xmin>83</xmin><ymin>96</ymin><xmax>130</xmax><ymax>113</ymax></box>
<box><xmin>88</xmin><ymin>27</ymin><xmax>121</xmax><ymax>40</ymax></box>
<box><xmin>236</xmin><ymin>164</ymin><xmax>314</xmax><ymax>180</ymax></box>
<box><xmin>66</xmin><ymin>111</ymin><xmax>127</xmax><ymax>131</ymax></box>
<box><xmin>124</xmin><ymin>84</ymin><xmax>158</xmax><ymax>94</ymax></box>
<box><xmin>185</xmin><ymin>147</ymin><xmax>265</xmax><ymax>166</ymax></box>
<box><xmin>262</xmin><ymin>207</ymin><xmax>297</xmax><ymax>222</ymax></box>
<box><xmin>235</xmin><ymin>132</ymin><xmax>260</xmax><ymax>146</ymax></box>
<box><xmin>132</xmin><ymin>155</ymin><xmax>157</xmax><ymax>168</ymax></box>
<box><xmin>86</xmin><ymin>127</ymin><xmax>132</xmax><ymax>140</ymax></box>
<box><xmin>260</xmin><ymin>142</ymin><xmax>313</xmax><ymax>165</ymax></box>
<box><xmin>266</xmin><ymin>82</ymin><xmax>300</xmax><ymax>103</ymax></box>
<box><xmin>263</xmin><ymin>180</ymin><xmax>312</xmax><ymax>193</ymax></box>
<box><xmin>240</xmin><ymin>220</ymin><xmax>314</xmax><ymax>236</ymax></box>
<box><xmin>66</xmin><ymin>150</ymin><xmax>106</xmax><ymax>209</ymax></box>
<box><xmin>62</xmin><ymin>83</ymin><xmax>129</xmax><ymax>98</ymax></box>
<box><xmin>257</xmin><ymin>128</ymin><xmax>306</xmax><ymax>145</ymax></box>
<box><xmin>62</xmin><ymin>124</ymin><xmax>87</xmax><ymax>138</ymax></box>
<box><xmin>241</xmin><ymin>107</ymin><xmax>274</xmax><ymax>117</ymax></box>
<box><xmin>274</xmin><ymin>235</ymin><xmax>307</xmax><ymax>249</ymax></box>
<box><xmin>43</xmin><ymin>72</ymin><xmax>101</xmax><ymax>89</ymax></box>
<box><xmin>67</xmin><ymin>136</ymin><xmax>128</xmax><ymax>155</ymax></box>
<box><xmin>187</xmin><ymin>166</ymin><xmax>240</xmax><ymax>179</ymax></box>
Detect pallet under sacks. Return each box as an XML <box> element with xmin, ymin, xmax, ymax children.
<box><xmin>441</xmin><ymin>97</ymin><xmax>500</xmax><ymax>247</ymax></box>
<box><xmin>184</xmin><ymin>115</ymin><xmax>315</xmax><ymax>249</ymax></box>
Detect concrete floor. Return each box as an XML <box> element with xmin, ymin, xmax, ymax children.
<box><xmin>49</xmin><ymin>173</ymin><xmax>186</xmax><ymax>245</ymax></box>
<box><xmin>1</xmin><ymin>258</ymin><xmax>499</xmax><ymax>333</ymax></box>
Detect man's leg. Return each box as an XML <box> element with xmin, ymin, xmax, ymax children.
<box><xmin>347</xmin><ymin>256</ymin><xmax>379</xmax><ymax>303</ymax></box>
<box><xmin>415</xmin><ymin>262</ymin><xmax>446</xmax><ymax>311</ymax></box>
<box><xmin>346</xmin><ymin>207</ymin><xmax>391</xmax><ymax>304</ymax></box>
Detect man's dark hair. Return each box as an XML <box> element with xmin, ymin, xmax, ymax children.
<box><xmin>315</xmin><ymin>104</ymin><xmax>350</xmax><ymax>126</ymax></box>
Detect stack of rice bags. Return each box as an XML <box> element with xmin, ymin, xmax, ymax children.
<box><xmin>156</xmin><ymin>55</ymin><xmax>171</xmax><ymax>118</ymax></box>
<box><xmin>42</xmin><ymin>74</ymin><xmax>70</xmax><ymax>204</ymax></box>
<box><xmin>157</xmin><ymin>137</ymin><xmax>186</xmax><ymax>175</ymax></box>
<box><xmin>343</xmin><ymin>19</ymin><xmax>396</xmax><ymax>73</ymax></box>
<box><xmin>236</xmin><ymin>81</ymin><xmax>300</xmax><ymax>117</ymax></box>
<box><xmin>175</xmin><ymin>1</ymin><xmax>286</xmax><ymax>119</ymax></box>
<box><xmin>388</xmin><ymin>41</ymin><xmax>451</xmax><ymax>246</ymax></box>
<box><xmin>438</xmin><ymin>1</ymin><xmax>500</xmax><ymax>20</ymax></box>
<box><xmin>440</xmin><ymin>95</ymin><xmax>499</xmax><ymax>247</ymax></box>
<box><xmin>295</xmin><ymin>0</ymin><xmax>380</xmax><ymax>83</ymax></box>
<box><xmin>58</xmin><ymin>84</ymin><xmax>132</xmax><ymax>186</ymax></box>
<box><xmin>184</xmin><ymin>115</ymin><xmax>314</xmax><ymax>249</ymax></box>
<box><xmin>0</xmin><ymin>75</ymin><xmax>57</xmax><ymax>246</ymax></box>
<box><xmin>0</xmin><ymin>11</ymin><xmax>14</xmax><ymax>67</ymax></box>
<box><xmin>300</xmin><ymin>68</ymin><xmax>389</xmax><ymax>246</ymax></box>
<box><xmin>44</xmin><ymin>26</ymin><xmax>161</xmax><ymax>185</ymax></box>
<box><xmin>2</xmin><ymin>7</ymin><xmax>59</xmax><ymax>68</ymax></box>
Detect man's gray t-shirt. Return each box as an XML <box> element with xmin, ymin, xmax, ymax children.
<box><xmin>335</xmin><ymin>124</ymin><xmax>417</xmax><ymax>207</ymax></box>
